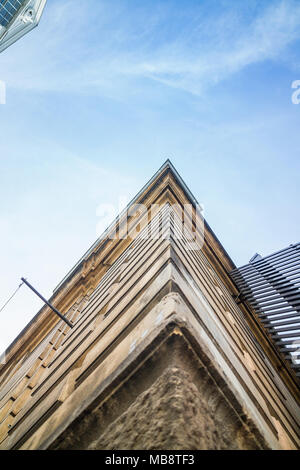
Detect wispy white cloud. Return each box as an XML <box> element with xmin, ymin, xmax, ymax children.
<box><xmin>1</xmin><ymin>0</ymin><xmax>300</xmax><ymax>354</ymax></box>
<box><xmin>1</xmin><ymin>0</ymin><xmax>300</xmax><ymax>97</ymax></box>
<box><xmin>132</xmin><ymin>0</ymin><xmax>300</xmax><ymax>94</ymax></box>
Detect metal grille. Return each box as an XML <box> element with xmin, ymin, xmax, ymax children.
<box><xmin>0</xmin><ymin>0</ymin><xmax>26</xmax><ymax>28</ymax></box>
<box><xmin>231</xmin><ymin>243</ymin><xmax>300</xmax><ymax>380</ymax></box>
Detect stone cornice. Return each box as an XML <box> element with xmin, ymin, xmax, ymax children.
<box><xmin>1</xmin><ymin>161</ymin><xmax>298</xmax><ymax>401</ymax></box>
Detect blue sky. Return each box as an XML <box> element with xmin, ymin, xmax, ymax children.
<box><xmin>0</xmin><ymin>0</ymin><xmax>299</xmax><ymax>353</ymax></box>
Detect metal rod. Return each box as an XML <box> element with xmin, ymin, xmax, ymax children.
<box><xmin>260</xmin><ymin>312</ymin><xmax>300</xmax><ymax>322</ymax></box>
<box><xmin>21</xmin><ymin>278</ymin><xmax>73</xmax><ymax>329</ymax></box>
<box><xmin>249</xmin><ymin>283</ymin><xmax>300</xmax><ymax>301</ymax></box>
<box><xmin>231</xmin><ymin>243</ymin><xmax>300</xmax><ymax>272</ymax></box>
<box><xmin>238</xmin><ymin>275</ymin><xmax>300</xmax><ymax>296</ymax></box>
<box><xmin>250</xmin><ymin>299</ymin><xmax>300</xmax><ymax>312</ymax></box>
<box><xmin>232</xmin><ymin>251</ymin><xmax>300</xmax><ymax>276</ymax></box>
<box><xmin>257</xmin><ymin>306</ymin><xmax>296</xmax><ymax>317</ymax></box>
<box><xmin>233</xmin><ymin>265</ymin><xmax>300</xmax><ymax>285</ymax></box>
<box><xmin>276</xmin><ymin>337</ymin><xmax>300</xmax><ymax>345</ymax></box>
<box><xmin>231</xmin><ymin>243</ymin><xmax>300</xmax><ymax>379</ymax></box>
<box><xmin>267</xmin><ymin>319</ymin><xmax>300</xmax><ymax>330</ymax></box>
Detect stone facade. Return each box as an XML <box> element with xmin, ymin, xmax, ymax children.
<box><xmin>0</xmin><ymin>161</ymin><xmax>299</xmax><ymax>450</ymax></box>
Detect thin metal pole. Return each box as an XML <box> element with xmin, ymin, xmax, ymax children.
<box><xmin>21</xmin><ymin>278</ymin><xmax>73</xmax><ymax>329</ymax></box>
<box><xmin>0</xmin><ymin>282</ymin><xmax>24</xmax><ymax>314</ymax></box>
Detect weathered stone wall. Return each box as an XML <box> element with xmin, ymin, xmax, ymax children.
<box><xmin>51</xmin><ymin>333</ymin><xmax>268</xmax><ymax>451</ymax></box>
<box><xmin>89</xmin><ymin>367</ymin><xmax>263</xmax><ymax>451</ymax></box>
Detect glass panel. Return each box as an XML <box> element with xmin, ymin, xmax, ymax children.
<box><xmin>0</xmin><ymin>0</ymin><xmax>27</xmax><ymax>28</ymax></box>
